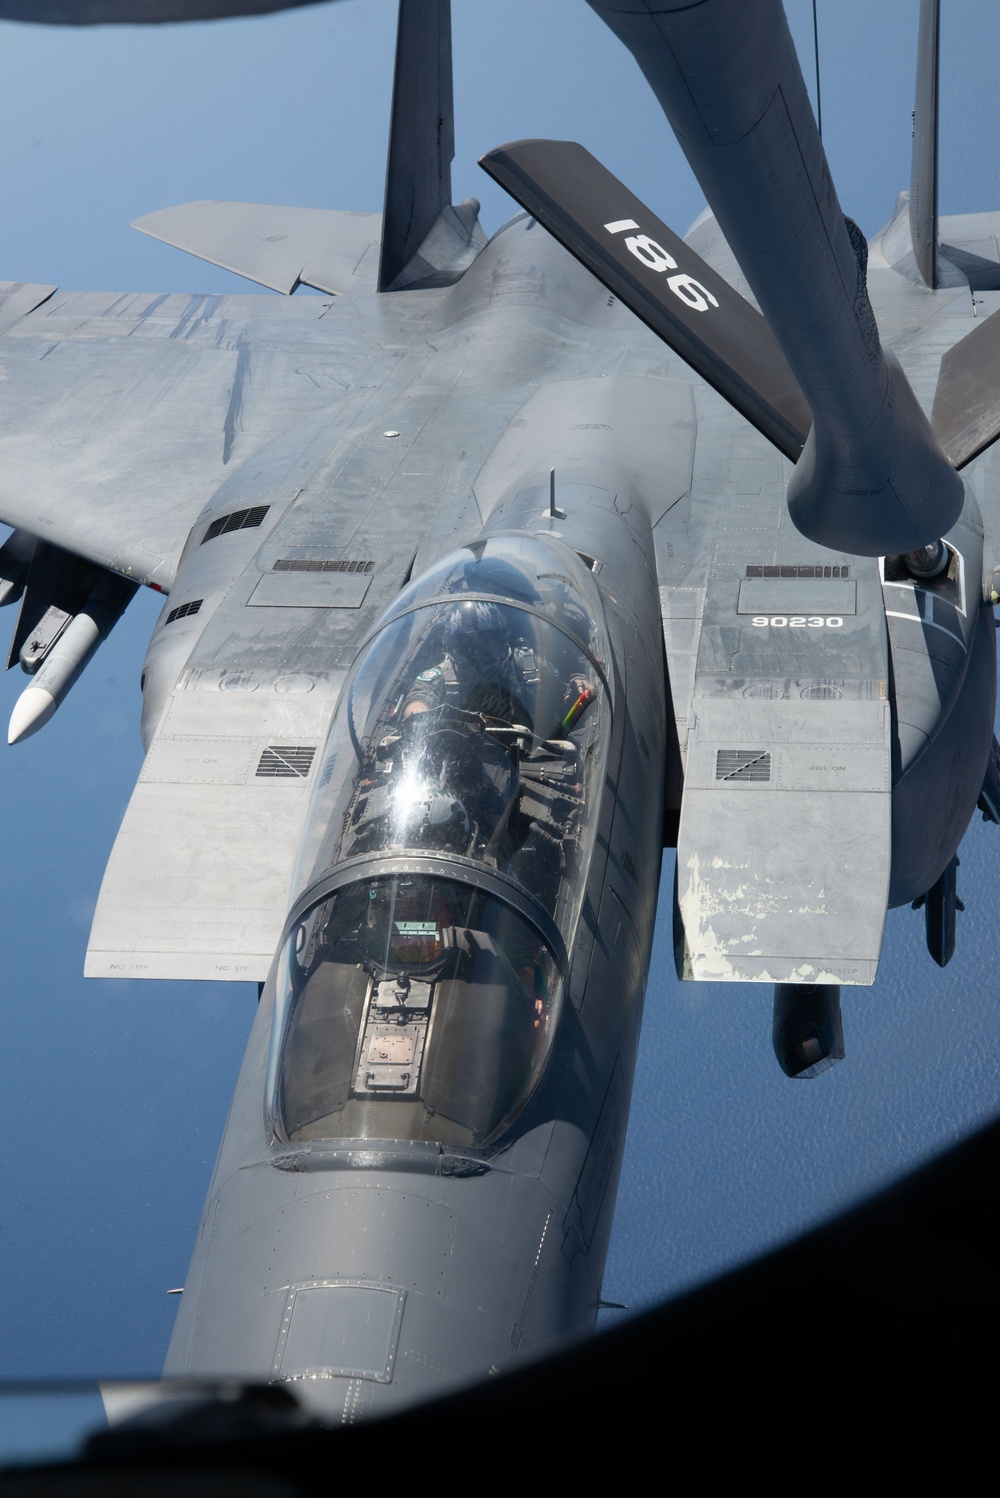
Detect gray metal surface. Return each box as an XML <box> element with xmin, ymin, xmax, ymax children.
<box><xmin>480</xmin><ymin>139</ymin><xmax>810</xmax><ymax>460</ymax></box>
<box><xmin>932</xmin><ymin>311</ymin><xmax>1000</xmax><ymax>469</ymax></box>
<box><xmin>2</xmin><ymin>0</ymin><xmax>999</xmax><ymax>1423</ymax></box>
<box><xmin>675</xmin><ymin>545</ymin><xmax>891</xmax><ymax>985</ymax></box>
<box><xmin>378</xmin><ymin>0</ymin><xmax>455</xmax><ymax>292</ymax></box>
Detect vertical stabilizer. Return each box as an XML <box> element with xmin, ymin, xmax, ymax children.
<box><xmin>910</xmin><ymin>0</ymin><xmax>940</xmax><ymax>289</ymax></box>
<box><xmin>377</xmin><ymin>0</ymin><xmax>455</xmax><ymax>291</ymax></box>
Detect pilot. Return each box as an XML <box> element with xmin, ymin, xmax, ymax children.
<box><xmin>401</xmin><ymin>600</ymin><xmax>534</xmax><ymax>730</ymax></box>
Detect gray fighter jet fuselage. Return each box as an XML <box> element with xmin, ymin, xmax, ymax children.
<box><xmin>154</xmin><ymin>210</ymin><xmax>670</xmax><ymax>1414</ymax></box>
<box><xmin>3</xmin><ymin>0</ymin><xmax>1000</xmax><ymax>1419</ymax></box>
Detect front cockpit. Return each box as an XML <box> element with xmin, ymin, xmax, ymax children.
<box><xmin>268</xmin><ymin>534</ymin><xmax>612</xmax><ymax>1150</ymax></box>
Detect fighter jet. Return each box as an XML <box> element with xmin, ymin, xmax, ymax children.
<box><xmin>1</xmin><ymin>0</ymin><xmax>999</xmax><ymax>1420</ymax></box>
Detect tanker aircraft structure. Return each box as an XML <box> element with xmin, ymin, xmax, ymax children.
<box><xmin>1</xmin><ymin>0</ymin><xmax>999</xmax><ymax>1418</ymax></box>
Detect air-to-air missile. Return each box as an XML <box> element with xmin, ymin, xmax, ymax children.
<box><xmin>8</xmin><ymin>567</ymin><xmax>137</xmax><ymax>743</ymax></box>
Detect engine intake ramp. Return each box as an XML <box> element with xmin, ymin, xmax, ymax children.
<box><xmin>674</xmin><ymin>549</ymin><xmax>891</xmax><ymax>986</ymax></box>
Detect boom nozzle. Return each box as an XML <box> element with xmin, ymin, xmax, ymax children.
<box><xmin>587</xmin><ymin>0</ymin><xmax>964</xmax><ymax>557</ymax></box>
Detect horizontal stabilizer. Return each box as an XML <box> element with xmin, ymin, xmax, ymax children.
<box><xmin>931</xmin><ymin>308</ymin><xmax>1000</xmax><ymax>469</ymax></box>
<box><xmin>481</xmin><ymin>139</ymin><xmax>811</xmax><ymax>462</ymax></box>
<box><xmin>131</xmin><ymin>202</ymin><xmax>381</xmax><ymax>295</ymax></box>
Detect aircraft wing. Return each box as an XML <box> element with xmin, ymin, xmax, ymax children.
<box><xmin>0</xmin><ymin>276</ymin><xmax>404</xmax><ymax>983</ymax></box>
<box><xmin>0</xmin><ymin>281</ymin><xmax>375</xmax><ymax>589</ymax></box>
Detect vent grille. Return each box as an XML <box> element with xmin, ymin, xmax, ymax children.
<box><xmin>202</xmin><ymin>505</ymin><xmax>270</xmax><ymax>543</ymax></box>
<box><xmin>256</xmin><ymin>745</ymin><xmax>316</xmax><ymax>779</ymax></box>
<box><xmin>745</xmin><ymin>564</ymin><xmax>849</xmax><ymax>579</ymax></box>
<box><xmin>273</xmin><ymin>558</ymin><xmax>374</xmax><ymax>574</ymax></box>
<box><xmin>165</xmin><ymin>599</ymin><xmax>203</xmax><ymax>624</ymax></box>
<box><xmin>716</xmin><ymin>749</ymin><xmax>771</xmax><ymax>783</ymax></box>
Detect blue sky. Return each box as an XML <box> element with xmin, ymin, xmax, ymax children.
<box><xmin>0</xmin><ymin>0</ymin><xmax>998</xmax><ymax>1433</ymax></box>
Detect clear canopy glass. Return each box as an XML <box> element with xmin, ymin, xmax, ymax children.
<box><xmin>268</xmin><ymin>874</ymin><xmax>562</xmax><ymax>1148</ymax></box>
<box><xmin>270</xmin><ymin>534</ymin><xmax>613</xmax><ymax>1150</ymax></box>
<box><xmin>292</xmin><ymin>534</ymin><xmax>612</xmax><ymax>951</ymax></box>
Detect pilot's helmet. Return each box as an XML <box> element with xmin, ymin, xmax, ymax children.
<box><xmin>444</xmin><ymin>599</ymin><xmax>510</xmax><ymax>675</ymax></box>
<box><xmin>364</xmin><ymin>878</ymin><xmax>450</xmax><ymax>967</ymax></box>
<box><xmin>447</xmin><ymin>554</ymin><xmax>537</xmax><ymax>605</ymax></box>
<box><xmin>395</xmin><ymin>776</ymin><xmax>470</xmax><ymax>853</ymax></box>
<box><xmin>420</xmin><ymin>789</ymin><xmax>471</xmax><ymax>852</ymax></box>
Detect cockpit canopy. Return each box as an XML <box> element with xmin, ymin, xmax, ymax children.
<box><xmin>273</xmin><ymin>534</ymin><xmax>613</xmax><ymax>1151</ymax></box>
<box><xmin>267</xmin><ymin>874</ymin><xmax>562</xmax><ymax>1149</ymax></box>
<box><xmin>292</xmin><ymin>533</ymin><xmax>612</xmax><ymax>953</ymax></box>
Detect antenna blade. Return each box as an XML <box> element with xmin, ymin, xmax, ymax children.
<box><xmin>910</xmin><ymin>0</ymin><xmax>941</xmax><ymax>290</ymax></box>
<box><xmin>481</xmin><ymin>138</ymin><xmax>810</xmax><ymax>460</ymax></box>
<box><xmin>377</xmin><ymin>0</ymin><xmax>454</xmax><ymax>292</ymax></box>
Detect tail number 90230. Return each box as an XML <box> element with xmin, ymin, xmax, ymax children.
<box><xmin>751</xmin><ymin>616</ymin><xmax>843</xmax><ymax>628</ymax></box>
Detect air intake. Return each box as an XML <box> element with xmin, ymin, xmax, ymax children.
<box><xmin>165</xmin><ymin>599</ymin><xmax>203</xmax><ymax>624</ymax></box>
<box><xmin>273</xmin><ymin>559</ymin><xmax>374</xmax><ymax>574</ymax></box>
<box><xmin>202</xmin><ymin>505</ymin><xmax>270</xmax><ymax>543</ymax></box>
<box><xmin>745</xmin><ymin>565</ymin><xmax>849</xmax><ymax>579</ymax></box>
